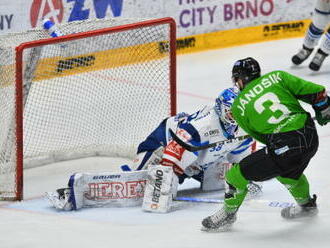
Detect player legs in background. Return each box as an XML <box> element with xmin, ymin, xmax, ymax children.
<box><xmin>292</xmin><ymin>0</ymin><xmax>330</xmax><ymax>71</ymax></box>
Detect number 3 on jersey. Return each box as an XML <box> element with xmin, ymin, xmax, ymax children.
<box><xmin>254</xmin><ymin>92</ymin><xmax>290</xmax><ymax>124</ymax></box>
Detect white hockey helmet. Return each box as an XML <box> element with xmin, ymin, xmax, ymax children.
<box><xmin>214</xmin><ymin>87</ymin><xmax>239</xmax><ymax>135</ymax></box>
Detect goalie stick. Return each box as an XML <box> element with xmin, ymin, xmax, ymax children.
<box><xmin>174</xmin><ymin>196</ymin><xmax>223</xmax><ymax>203</ymax></box>
<box><xmin>169</xmin><ymin>116</ymin><xmax>317</xmax><ymax>152</ymax></box>
<box><xmin>173</xmin><ymin>196</ymin><xmax>295</xmax><ymax>208</ymax></box>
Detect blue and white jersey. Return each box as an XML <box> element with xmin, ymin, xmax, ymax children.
<box><xmin>133</xmin><ymin>112</ymin><xmax>189</xmax><ymax>170</ymax></box>
<box><xmin>134</xmin><ymin>107</ymin><xmax>253</xmax><ymax>174</ymax></box>
<box><xmin>174</xmin><ymin>105</ymin><xmax>253</xmax><ymax>174</ymax></box>
<box><xmin>136</xmin><ymin>112</ymin><xmax>189</xmax><ymax>154</ymax></box>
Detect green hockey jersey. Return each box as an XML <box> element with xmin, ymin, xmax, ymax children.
<box><xmin>231</xmin><ymin>70</ymin><xmax>325</xmax><ymax>144</ymax></box>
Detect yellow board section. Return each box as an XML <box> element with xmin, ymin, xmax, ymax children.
<box><xmin>33</xmin><ymin>42</ymin><xmax>168</xmax><ymax>81</ymax></box>
<box><xmin>175</xmin><ymin>19</ymin><xmax>311</xmax><ymax>55</ymax></box>
<box><xmin>0</xmin><ymin>41</ymin><xmax>169</xmax><ymax>86</ymax></box>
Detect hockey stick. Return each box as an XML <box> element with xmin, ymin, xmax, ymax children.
<box><xmin>174</xmin><ymin>196</ymin><xmax>223</xmax><ymax>203</ymax></box>
<box><xmin>169</xmin><ymin>129</ymin><xmax>250</xmax><ymax>152</ymax></box>
<box><xmin>169</xmin><ymin>116</ymin><xmax>318</xmax><ymax>152</ymax></box>
<box><xmin>173</xmin><ymin>196</ymin><xmax>295</xmax><ymax>208</ymax></box>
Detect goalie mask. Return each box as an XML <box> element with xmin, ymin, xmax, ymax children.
<box><xmin>215</xmin><ymin>87</ymin><xmax>239</xmax><ymax>137</ymax></box>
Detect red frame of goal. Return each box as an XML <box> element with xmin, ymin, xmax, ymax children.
<box><xmin>14</xmin><ymin>17</ymin><xmax>177</xmax><ymax>200</ymax></box>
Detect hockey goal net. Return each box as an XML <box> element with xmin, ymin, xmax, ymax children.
<box><xmin>0</xmin><ymin>17</ymin><xmax>176</xmax><ymax>200</ymax></box>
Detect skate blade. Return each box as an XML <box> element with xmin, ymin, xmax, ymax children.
<box><xmin>283</xmin><ymin>210</ymin><xmax>319</xmax><ymax>220</ymax></box>
<box><xmin>201</xmin><ymin>224</ymin><xmax>233</xmax><ymax>233</ymax></box>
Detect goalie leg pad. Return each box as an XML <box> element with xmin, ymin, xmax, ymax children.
<box><xmin>142</xmin><ymin>165</ymin><xmax>178</xmax><ymax>213</ymax></box>
<box><xmin>201</xmin><ymin>162</ymin><xmax>228</xmax><ymax>191</ymax></box>
<box><xmin>72</xmin><ymin>171</ymin><xmax>147</xmax><ymax>209</ymax></box>
<box><xmin>47</xmin><ymin>171</ymin><xmax>148</xmax><ymax>210</ymax></box>
<box><xmin>68</xmin><ymin>173</ymin><xmax>84</xmax><ymax>210</ymax></box>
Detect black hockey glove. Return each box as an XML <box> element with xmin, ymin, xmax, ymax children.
<box><xmin>313</xmin><ymin>95</ymin><xmax>330</xmax><ymax>126</ymax></box>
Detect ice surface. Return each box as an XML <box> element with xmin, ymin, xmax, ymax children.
<box><xmin>1</xmin><ymin>37</ymin><xmax>330</xmax><ymax>248</ymax></box>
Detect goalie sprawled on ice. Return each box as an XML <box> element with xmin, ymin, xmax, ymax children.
<box><xmin>47</xmin><ymin>88</ymin><xmax>261</xmax><ymax>212</ymax></box>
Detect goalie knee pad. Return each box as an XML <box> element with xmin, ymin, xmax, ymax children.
<box><xmin>142</xmin><ymin>165</ymin><xmax>178</xmax><ymax>213</ymax></box>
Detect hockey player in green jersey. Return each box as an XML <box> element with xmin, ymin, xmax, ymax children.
<box><xmin>201</xmin><ymin>57</ymin><xmax>330</xmax><ymax>231</ymax></box>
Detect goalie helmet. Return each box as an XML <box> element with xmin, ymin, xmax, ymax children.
<box><xmin>232</xmin><ymin>57</ymin><xmax>261</xmax><ymax>88</ymax></box>
<box><xmin>215</xmin><ymin>87</ymin><xmax>239</xmax><ymax>137</ymax></box>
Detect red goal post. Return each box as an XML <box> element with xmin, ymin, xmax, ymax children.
<box><xmin>0</xmin><ymin>17</ymin><xmax>176</xmax><ymax>200</ymax></box>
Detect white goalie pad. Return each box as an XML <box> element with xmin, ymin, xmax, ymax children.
<box><xmin>47</xmin><ymin>170</ymin><xmax>147</xmax><ymax>210</ymax></box>
<box><xmin>142</xmin><ymin>164</ymin><xmax>178</xmax><ymax>213</ymax></box>
<box><xmin>201</xmin><ymin>162</ymin><xmax>229</xmax><ymax>191</ymax></box>
<box><xmin>72</xmin><ymin>170</ymin><xmax>148</xmax><ymax>210</ymax></box>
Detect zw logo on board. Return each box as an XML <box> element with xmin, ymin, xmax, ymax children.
<box><xmin>68</xmin><ymin>0</ymin><xmax>123</xmax><ymax>21</ymax></box>
<box><xmin>56</xmin><ymin>55</ymin><xmax>96</xmax><ymax>73</ymax></box>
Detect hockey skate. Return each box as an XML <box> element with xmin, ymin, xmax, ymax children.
<box><xmin>46</xmin><ymin>188</ymin><xmax>73</xmax><ymax>211</ymax></box>
<box><xmin>291</xmin><ymin>45</ymin><xmax>313</xmax><ymax>65</ymax></box>
<box><xmin>201</xmin><ymin>207</ymin><xmax>237</xmax><ymax>232</ymax></box>
<box><xmin>281</xmin><ymin>194</ymin><xmax>318</xmax><ymax>219</ymax></box>
<box><xmin>309</xmin><ymin>49</ymin><xmax>328</xmax><ymax>71</ymax></box>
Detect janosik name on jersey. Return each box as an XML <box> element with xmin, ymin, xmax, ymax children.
<box><xmin>236</xmin><ymin>72</ymin><xmax>282</xmax><ymax>116</ymax></box>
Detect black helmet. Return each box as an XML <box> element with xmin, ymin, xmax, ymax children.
<box><xmin>232</xmin><ymin>57</ymin><xmax>261</xmax><ymax>86</ymax></box>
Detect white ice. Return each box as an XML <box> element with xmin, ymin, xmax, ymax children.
<box><xmin>1</xmin><ymin>37</ymin><xmax>330</xmax><ymax>248</ymax></box>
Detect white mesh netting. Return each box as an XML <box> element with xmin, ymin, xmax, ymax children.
<box><xmin>0</xmin><ymin>18</ymin><xmax>176</xmax><ymax>200</ymax></box>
